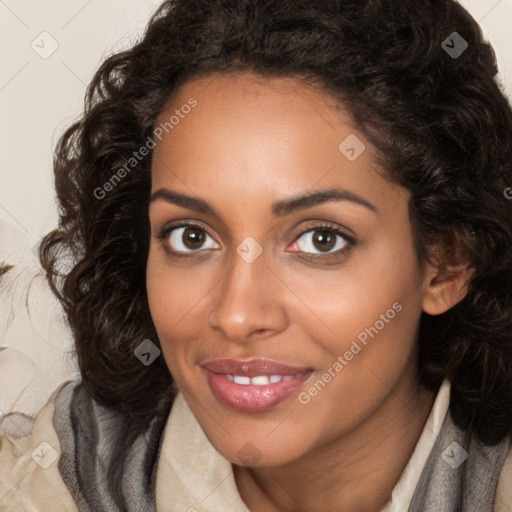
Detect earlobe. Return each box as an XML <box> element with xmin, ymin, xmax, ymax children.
<box><xmin>422</xmin><ymin>264</ymin><xmax>476</xmax><ymax>316</ymax></box>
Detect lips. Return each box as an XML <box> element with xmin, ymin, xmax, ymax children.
<box><xmin>200</xmin><ymin>358</ymin><xmax>314</xmax><ymax>413</ymax></box>
<box><xmin>200</xmin><ymin>358</ymin><xmax>313</xmax><ymax>377</ymax></box>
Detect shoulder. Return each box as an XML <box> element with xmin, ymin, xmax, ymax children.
<box><xmin>0</xmin><ymin>379</ymin><xmax>80</xmax><ymax>511</ymax></box>
<box><xmin>1</xmin><ymin>378</ymin><xmax>173</xmax><ymax>510</ymax></box>
<box><xmin>495</xmin><ymin>438</ymin><xmax>512</xmax><ymax>512</ymax></box>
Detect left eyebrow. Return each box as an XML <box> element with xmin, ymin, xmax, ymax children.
<box><xmin>271</xmin><ymin>188</ymin><xmax>378</xmax><ymax>216</ymax></box>
<box><xmin>149</xmin><ymin>187</ymin><xmax>378</xmax><ymax>216</ymax></box>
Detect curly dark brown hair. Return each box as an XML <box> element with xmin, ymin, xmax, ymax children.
<box><xmin>41</xmin><ymin>0</ymin><xmax>512</xmax><ymax>464</ymax></box>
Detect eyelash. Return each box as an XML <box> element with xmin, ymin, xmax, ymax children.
<box><xmin>154</xmin><ymin>221</ymin><xmax>356</xmax><ymax>261</ymax></box>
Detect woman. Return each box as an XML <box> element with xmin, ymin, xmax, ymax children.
<box><xmin>1</xmin><ymin>0</ymin><xmax>511</xmax><ymax>510</ymax></box>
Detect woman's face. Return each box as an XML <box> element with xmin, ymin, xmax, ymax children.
<box><xmin>146</xmin><ymin>72</ymin><xmax>437</xmax><ymax>467</ymax></box>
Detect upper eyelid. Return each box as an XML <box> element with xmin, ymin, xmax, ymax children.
<box><xmin>155</xmin><ymin>219</ymin><xmax>210</xmax><ymax>236</ymax></box>
<box><xmin>158</xmin><ymin>222</ymin><xmax>219</xmax><ymax>244</ymax></box>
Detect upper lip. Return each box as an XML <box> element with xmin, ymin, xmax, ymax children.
<box><xmin>200</xmin><ymin>358</ymin><xmax>313</xmax><ymax>377</ymax></box>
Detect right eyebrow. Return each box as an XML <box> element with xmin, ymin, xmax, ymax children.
<box><xmin>150</xmin><ymin>188</ymin><xmax>217</xmax><ymax>216</ymax></box>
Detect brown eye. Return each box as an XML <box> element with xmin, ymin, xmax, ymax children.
<box><xmin>311</xmin><ymin>229</ymin><xmax>336</xmax><ymax>252</ymax></box>
<box><xmin>294</xmin><ymin>226</ymin><xmax>351</xmax><ymax>256</ymax></box>
<box><xmin>164</xmin><ymin>224</ymin><xmax>219</xmax><ymax>254</ymax></box>
<box><xmin>182</xmin><ymin>226</ymin><xmax>205</xmax><ymax>250</ymax></box>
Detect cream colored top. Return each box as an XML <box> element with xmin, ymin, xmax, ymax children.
<box><xmin>1</xmin><ymin>378</ymin><xmax>511</xmax><ymax>511</ymax></box>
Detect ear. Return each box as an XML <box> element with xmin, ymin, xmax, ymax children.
<box><xmin>422</xmin><ymin>260</ymin><xmax>476</xmax><ymax>316</ymax></box>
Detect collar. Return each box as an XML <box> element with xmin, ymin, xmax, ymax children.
<box><xmin>156</xmin><ymin>390</ymin><xmax>249</xmax><ymax>511</ymax></box>
<box><xmin>382</xmin><ymin>377</ymin><xmax>451</xmax><ymax>511</ymax></box>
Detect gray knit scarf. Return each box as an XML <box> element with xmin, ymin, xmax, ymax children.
<box><xmin>52</xmin><ymin>379</ymin><xmax>510</xmax><ymax>512</ymax></box>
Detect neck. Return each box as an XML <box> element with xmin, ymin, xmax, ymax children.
<box><xmin>233</xmin><ymin>376</ymin><xmax>437</xmax><ymax>512</ymax></box>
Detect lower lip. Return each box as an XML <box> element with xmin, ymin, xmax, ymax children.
<box><xmin>203</xmin><ymin>368</ymin><xmax>313</xmax><ymax>413</ymax></box>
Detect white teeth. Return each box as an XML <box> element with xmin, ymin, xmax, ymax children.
<box><xmin>251</xmin><ymin>376</ymin><xmax>270</xmax><ymax>385</ymax></box>
<box><xmin>233</xmin><ymin>376</ymin><xmax>251</xmax><ymax>385</ymax></box>
<box><xmin>226</xmin><ymin>374</ymin><xmax>291</xmax><ymax>385</ymax></box>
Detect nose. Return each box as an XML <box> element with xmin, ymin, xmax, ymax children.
<box><xmin>207</xmin><ymin>248</ymin><xmax>288</xmax><ymax>343</ymax></box>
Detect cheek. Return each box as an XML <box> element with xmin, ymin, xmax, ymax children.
<box><xmin>147</xmin><ymin>253</ymin><xmax>174</xmax><ymax>329</ymax></box>
<box><xmin>146</xmin><ymin>248</ymin><xmax>214</xmax><ymax>376</ymax></box>
<box><xmin>146</xmin><ymin>251</ymin><xmax>187</xmax><ymax>362</ymax></box>
<box><xmin>293</xmin><ymin>233</ymin><xmax>424</xmax><ymax>377</ymax></box>
<box><xmin>146</xmin><ymin>247</ymin><xmax>206</xmax><ymax>327</ymax></box>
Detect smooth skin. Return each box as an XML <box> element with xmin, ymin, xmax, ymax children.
<box><xmin>146</xmin><ymin>72</ymin><xmax>474</xmax><ymax>512</ymax></box>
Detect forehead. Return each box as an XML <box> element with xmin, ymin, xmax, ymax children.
<box><xmin>150</xmin><ymin>72</ymin><xmax>407</xmax><ymax>214</ymax></box>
